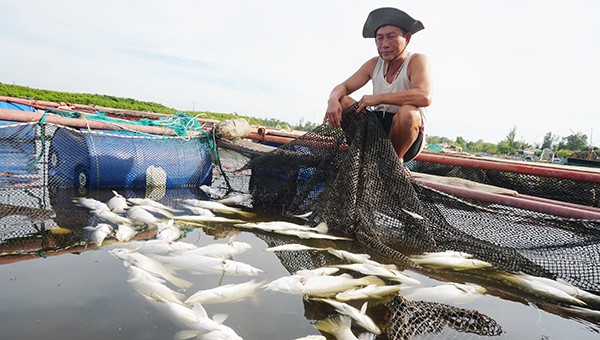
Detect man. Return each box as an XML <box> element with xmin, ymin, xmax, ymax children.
<box><xmin>324</xmin><ymin>7</ymin><xmax>432</xmax><ymax>163</ymax></box>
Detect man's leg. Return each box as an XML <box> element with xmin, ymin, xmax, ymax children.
<box><xmin>388</xmin><ymin>104</ymin><xmax>422</xmax><ymax>161</ymax></box>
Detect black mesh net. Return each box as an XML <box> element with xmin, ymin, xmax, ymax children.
<box><xmin>229</xmin><ymin>105</ymin><xmax>600</xmax><ymax>338</ymax></box>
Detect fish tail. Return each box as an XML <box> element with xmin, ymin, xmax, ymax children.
<box><xmin>165</xmin><ymin>274</ymin><xmax>193</xmax><ymax>289</ymax></box>
<box><xmin>314</xmin><ymin>314</ymin><xmax>352</xmax><ymax>335</ymax></box>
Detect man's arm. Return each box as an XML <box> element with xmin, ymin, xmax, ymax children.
<box><xmin>324</xmin><ymin>57</ymin><xmax>378</xmax><ymax>128</ymax></box>
<box><xmin>356</xmin><ymin>53</ymin><xmax>432</xmax><ymax>113</ymax></box>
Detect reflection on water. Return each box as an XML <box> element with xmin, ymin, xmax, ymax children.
<box><xmin>0</xmin><ymin>187</ymin><xmax>599</xmax><ymax>339</ymax></box>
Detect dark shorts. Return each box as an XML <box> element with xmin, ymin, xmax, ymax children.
<box><xmin>373</xmin><ymin>110</ymin><xmax>425</xmax><ymax>163</ymax></box>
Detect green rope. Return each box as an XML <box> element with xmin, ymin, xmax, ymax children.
<box><xmin>26</xmin><ymin>111</ymin><xmax>48</xmax><ymax>171</ymax></box>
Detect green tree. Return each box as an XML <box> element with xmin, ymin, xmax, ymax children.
<box><xmin>541</xmin><ymin>131</ymin><xmax>559</xmax><ymax>150</ymax></box>
<box><xmin>505</xmin><ymin>126</ymin><xmax>517</xmax><ymax>148</ymax></box>
<box><xmin>558</xmin><ymin>132</ymin><xmax>588</xmax><ymax>151</ymax></box>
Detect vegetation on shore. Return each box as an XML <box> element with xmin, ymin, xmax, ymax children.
<box><xmin>1</xmin><ymin>82</ymin><xmax>595</xmax><ymax>159</ymax></box>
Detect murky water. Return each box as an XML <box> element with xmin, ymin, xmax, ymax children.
<box><xmin>1</xmin><ymin>187</ymin><xmax>599</xmax><ymax>339</ymax></box>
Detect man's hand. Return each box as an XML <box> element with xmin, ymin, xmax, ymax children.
<box><xmin>324</xmin><ymin>99</ymin><xmax>343</xmax><ymax>128</ymax></box>
<box><xmin>356</xmin><ymin>94</ymin><xmax>378</xmax><ymax>113</ymax></box>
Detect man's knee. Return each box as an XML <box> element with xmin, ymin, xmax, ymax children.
<box><xmin>393</xmin><ymin>105</ymin><xmax>422</xmax><ymax>130</ymax></box>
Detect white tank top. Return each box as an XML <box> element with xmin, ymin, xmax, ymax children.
<box><xmin>372</xmin><ymin>52</ymin><xmax>414</xmax><ymax>113</ymax></box>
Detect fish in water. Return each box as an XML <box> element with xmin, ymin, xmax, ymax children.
<box><xmin>181</xmin><ymin>204</ymin><xmax>216</xmax><ymax>217</ymax></box>
<box><xmin>174</xmin><ymin>303</ymin><xmax>243</xmax><ymax>340</ymax></box>
<box><xmin>496</xmin><ymin>272</ymin><xmax>587</xmax><ymax>306</ymax></box>
<box><xmin>106</xmin><ymin>190</ymin><xmax>129</xmax><ymax>213</ymax></box>
<box><xmin>184</xmin><ymin>279</ymin><xmax>264</xmax><ymax>305</ymax></box>
<box><xmin>335</xmin><ymin>263</ymin><xmax>421</xmax><ymax>285</ymax></box>
<box><xmin>115</xmin><ymin>224</ymin><xmax>137</xmax><ymax>242</ymax></box>
<box><xmin>312</xmin><ymin>299</ymin><xmax>381</xmax><ymax>335</ymax></box>
<box><xmin>130</xmin><ymin>239</ymin><xmax>198</xmax><ymax>254</ymax></box>
<box><xmin>235</xmin><ymin>221</ymin><xmax>327</xmax><ymax>234</ymax></box>
<box><xmin>152</xmin><ymin>253</ymin><xmax>264</xmax><ymax>276</ymax></box>
<box><xmin>173</xmin><ymin>214</ymin><xmax>245</xmax><ymax>224</ymax></box>
<box><xmin>156</xmin><ymin>219</ymin><xmax>181</xmax><ymax>242</ymax></box>
<box><xmin>295</xmin><ymin>267</ymin><xmax>340</xmax><ymax>277</ymax></box>
<box><xmin>411</xmin><ymin>251</ymin><xmax>493</xmax><ymax>271</ymax></box>
<box><xmin>180</xmin><ymin>238</ymin><xmax>252</xmax><ymax>259</ymax></box>
<box><xmin>293</xmin><ymin>336</ymin><xmax>326</xmax><ymax>340</ymax></box>
<box><xmin>127</xmin><ymin>265</ymin><xmax>186</xmax><ymax>304</ymax></box>
<box><xmin>403</xmin><ymin>282</ymin><xmax>487</xmax><ymax>305</ymax></box>
<box><xmin>127</xmin><ymin>197</ymin><xmax>180</xmax><ymax>213</ymax></box>
<box><xmin>314</xmin><ymin>314</ymin><xmax>376</xmax><ymax>340</ymax></box>
<box><xmin>84</xmin><ymin>223</ymin><xmax>113</xmax><ymax>246</ymax></box>
<box><xmin>264</xmin><ymin>244</ymin><xmax>321</xmax><ymax>252</ymax></box>
<box><xmin>199</xmin><ymin>184</ymin><xmax>220</xmax><ymax>197</ymax></box>
<box><xmin>335</xmin><ymin>284</ymin><xmax>404</xmax><ymax>301</ymax></box>
<box><xmin>264</xmin><ymin>273</ymin><xmax>384</xmax><ymax>298</ymax></box>
<box><xmin>517</xmin><ymin>272</ymin><xmax>600</xmax><ymax>305</ymax></box>
<box><xmin>127</xmin><ymin>206</ymin><xmax>162</xmax><ymax>227</ymax></box>
<box><xmin>73</xmin><ymin>197</ymin><xmax>109</xmax><ymax>212</ymax></box>
<box><xmin>110</xmin><ymin>248</ymin><xmax>192</xmax><ymax>288</ymax></box>
<box><xmin>93</xmin><ymin>209</ymin><xmax>132</xmax><ymax>225</ymax></box>
<box><xmin>217</xmin><ymin>193</ymin><xmax>253</xmax><ymax>206</ymax></box>
<box><xmin>176</xmin><ymin>199</ymin><xmax>255</xmax><ymax>218</ymax></box>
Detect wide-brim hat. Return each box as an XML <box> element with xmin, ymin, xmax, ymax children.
<box><xmin>362</xmin><ymin>7</ymin><xmax>424</xmax><ymax>38</ymax></box>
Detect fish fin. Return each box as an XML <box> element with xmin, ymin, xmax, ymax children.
<box><xmin>191</xmin><ymin>303</ymin><xmax>208</xmax><ymax>318</ymax></box>
<box><xmin>357</xmin><ymin>332</ymin><xmax>377</xmax><ymax>340</ymax></box>
<box><xmin>212</xmin><ymin>313</ymin><xmax>228</xmax><ymax>324</ymax></box>
<box><xmin>314</xmin><ymin>314</ymin><xmax>351</xmax><ymax>335</ymax></box>
<box><xmin>360</xmin><ymin>301</ymin><xmax>369</xmax><ymax>314</ymax></box>
<box><xmin>173</xmin><ymin>330</ymin><xmax>200</xmax><ymax>340</ymax></box>
<box><xmin>314</xmin><ymin>221</ymin><xmax>328</xmax><ymax>234</ymax></box>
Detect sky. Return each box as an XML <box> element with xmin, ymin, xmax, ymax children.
<box><xmin>1</xmin><ymin>0</ymin><xmax>599</xmax><ymax>147</ymax></box>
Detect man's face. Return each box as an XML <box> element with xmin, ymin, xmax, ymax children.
<box><xmin>375</xmin><ymin>25</ymin><xmax>409</xmax><ymax>61</ymax></box>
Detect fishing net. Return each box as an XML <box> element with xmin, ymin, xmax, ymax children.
<box><xmin>0</xmin><ymin>106</ymin><xmax>213</xmax><ymax>255</ymax></box>
<box><xmin>223</xmin><ymin>104</ymin><xmax>600</xmax><ymax>338</ymax></box>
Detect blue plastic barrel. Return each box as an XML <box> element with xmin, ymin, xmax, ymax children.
<box><xmin>0</xmin><ymin>120</ymin><xmax>37</xmax><ymax>178</ymax></box>
<box><xmin>48</xmin><ymin>128</ymin><xmax>213</xmax><ymax>188</ymax></box>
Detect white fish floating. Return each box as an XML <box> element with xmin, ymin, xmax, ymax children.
<box><xmin>83</xmin><ymin>223</ymin><xmax>113</xmax><ymax>246</ymax></box>
<box><xmin>496</xmin><ymin>272</ymin><xmax>587</xmax><ymax>306</ymax></box>
<box><xmin>173</xmin><ymin>214</ymin><xmax>245</xmax><ymax>224</ymax></box>
<box><xmin>295</xmin><ymin>267</ymin><xmax>340</xmax><ymax>277</ymax></box>
<box><xmin>335</xmin><ymin>284</ymin><xmax>404</xmax><ymax>301</ymax></box>
<box><xmin>313</xmin><ymin>299</ymin><xmax>381</xmax><ymax>335</ymax></box>
<box><xmin>127</xmin><ymin>197</ymin><xmax>180</xmax><ymax>213</ymax></box>
<box><xmin>127</xmin><ymin>265</ymin><xmax>186</xmax><ymax>304</ymax></box>
<box><xmin>110</xmin><ymin>248</ymin><xmax>193</xmax><ymax>288</ymax></box>
<box><xmin>156</xmin><ymin>219</ymin><xmax>181</xmax><ymax>242</ymax></box>
<box><xmin>217</xmin><ymin>193</ymin><xmax>253</xmax><ymax>206</ymax></box>
<box><xmin>275</xmin><ymin>229</ymin><xmax>352</xmax><ymax>241</ymax></box>
<box><xmin>403</xmin><ymin>282</ymin><xmax>487</xmax><ymax>305</ymax></box>
<box><xmin>130</xmin><ymin>239</ymin><xmax>198</xmax><ymax>254</ymax></box>
<box><xmin>106</xmin><ymin>190</ymin><xmax>129</xmax><ymax>213</ymax></box>
<box><xmin>93</xmin><ymin>209</ymin><xmax>132</xmax><ymax>225</ymax></box>
<box><xmin>173</xmin><ymin>303</ymin><xmax>243</xmax><ymax>340</ymax></box>
<box><xmin>518</xmin><ymin>273</ymin><xmax>600</xmax><ymax>305</ymax></box>
<box><xmin>184</xmin><ymin>279</ymin><xmax>264</xmax><ymax>305</ymax></box>
<box><xmin>335</xmin><ymin>263</ymin><xmax>421</xmax><ymax>285</ymax></box>
<box><xmin>127</xmin><ymin>206</ymin><xmax>162</xmax><ymax>227</ymax></box>
<box><xmin>292</xmin><ymin>211</ymin><xmax>313</xmax><ymax>219</ymax></box>
<box><xmin>73</xmin><ymin>197</ymin><xmax>109</xmax><ymax>212</ymax></box>
<box><xmin>199</xmin><ymin>184</ymin><xmax>220</xmax><ymax>197</ymax></box>
<box><xmin>115</xmin><ymin>224</ymin><xmax>137</xmax><ymax>242</ymax></box>
<box><xmin>181</xmin><ymin>204</ymin><xmax>216</xmax><ymax>217</ymax></box>
<box><xmin>181</xmin><ymin>240</ymin><xmax>252</xmax><ymax>259</ymax></box>
<box><xmin>235</xmin><ymin>221</ymin><xmax>327</xmax><ymax>234</ymax></box>
<box><xmin>264</xmin><ymin>244</ymin><xmax>322</xmax><ymax>252</ymax></box>
<box><xmin>314</xmin><ymin>314</ymin><xmax>376</xmax><ymax>340</ymax></box>
<box><xmin>153</xmin><ymin>253</ymin><xmax>264</xmax><ymax>276</ymax></box>
<box><xmin>293</xmin><ymin>335</ymin><xmax>326</xmax><ymax>340</ymax></box>
<box><xmin>411</xmin><ymin>251</ymin><xmax>493</xmax><ymax>271</ymax></box>
<box><xmin>264</xmin><ymin>273</ymin><xmax>384</xmax><ymax>298</ymax></box>
<box><xmin>176</xmin><ymin>199</ymin><xmax>255</xmax><ymax>218</ymax></box>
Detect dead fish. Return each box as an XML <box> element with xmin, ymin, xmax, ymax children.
<box><xmin>334</xmin><ymin>263</ymin><xmax>421</xmax><ymax>285</ymax></box>
<box><xmin>84</xmin><ymin>223</ymin><xmax>113</xmax><ymax>246</ymax></box>
<box><xmin>115</xmin><ymin>224</ymin><xmax>137</xmax><ymax>242</ymax></box>
<box><xmin>181</xmin><ymin>204</ymin><xmax>216</xmax><ymax>217</ymax></box>
<box><xmin>264</xmin><ymin>244</ymin><xmax>322</xmax><ymax>252</ymax></box>
<box><xmin>106</xmin><ymin>190</ymin><xmax>129</xmax><ymax>213</ymax></box>
<box><xmin>295</xmin><ymin>267</ymin><xmax>340</xmax><ymax>277</ymax></box>
<box><xmin>110</xmin><ymin>248</ymin><xmax>192</xmax><ymax>289</ymax></box>
<box><xmin>181</xmin><ymin>239</ymin><xmax>252</xmax><ymax>259</ymax></box>
<box><xmin>335</xmin><ymin>284</ymin><xmax>404</xmax><ymax>301</ymax></box>
<box><xmin>127</xmin><ymin>265</ymin><xmax>185</xmax><ymax>304</ymax></box>
<box><xmin>411</xmin><ymin>251</ymin><xmax>492</xmax><ymax>271</ymax></box>
<box><xmin>93</xmin><ymin>209</ymin><xmax>132</xmax><ymax>225</ymax></box>
<box><xmin>127</xmin><ymin>206</ymin><xmax>162</xmax><ymax>226</ymax></box>
<box><xmin>314</xmin><ymin>314</ymin><xmax>376</xmax><ymax>340</ymax></box>
<box><xmin>184</xmin><ymin>279</ymin><xmax>264</xmax><ymax>305</ymax></box>
<box><xmin>275</xmin><ymin>229</ymin><xmax>352</xmax><ymax>241</ymax></box>
<box><xmin>403</xmin><ymin>282</ymin><xmax>486</xmax><ymax>305</ymax></box>
<box><xmin>127</xmin><ymin>197</ymin><xmax>180</xmax><ymax>213</ymax></box>
<box><xmin>264</xmin><ymin>273</ymin><xmax>384</xmax><ymax>297</ymax></box>
<box><xmin>156</xmin><ymin>219</ymin><xmax>181</xmax><ymax>242</ymax></box>
<box><xmin>519</xmin><ymin>273</ymin><xmax>600</xmax><ymax>305</ymax></box>
<box><xmin>173</xmin><ymin>303</ymin><xmax>243</xmax><ymax>340</ymax></box>
<box><xmin>173</xmin><ymin>215</ymin><xmax>245</xmax><ymax>224</ymax></box>
<box><xmin>199</xmin><ymin>184</ymin><xmax>220</xmax><ymax>197</ymax></box>
<box><xmin>73</xmin><ymin>197</ymin><xmax>109</xmax><ymax>212</ymax></box>
<box><xmin>130</xmin><ymin>239</ymin><xmax>198</xmax><ymax>254</ymax></box>
<box><xmin>152</xmin><ymin>253</ymin><xmax>263</xmax><ymax>276</ymax></box>
<box><xmin>313</xmin><ymin>299</ymin><xmax>381</xmax><ymax>335</ymax></box>
<box><xmin>217</xmin><ymin>193</ymin><xmax>253</xmax><ymax>206</ymax></box>
<box><xmin>176</xmin><ymin>199</ymin><xmax>255</xmax><ymax>218</ymax></box>
<box><xmin>401</xmin><ymin>208</ymin><xmax>424</xmax><ymax>220</ymax></box>
<box><xmin>235</xmin><ymin>221</ymin><xmax>327</xmax><ymax>234</ymax></box>
<box><xmin>496</xmin><ymin>272</ymin><xmax>586</xmax><ymax>306</ymax></box>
